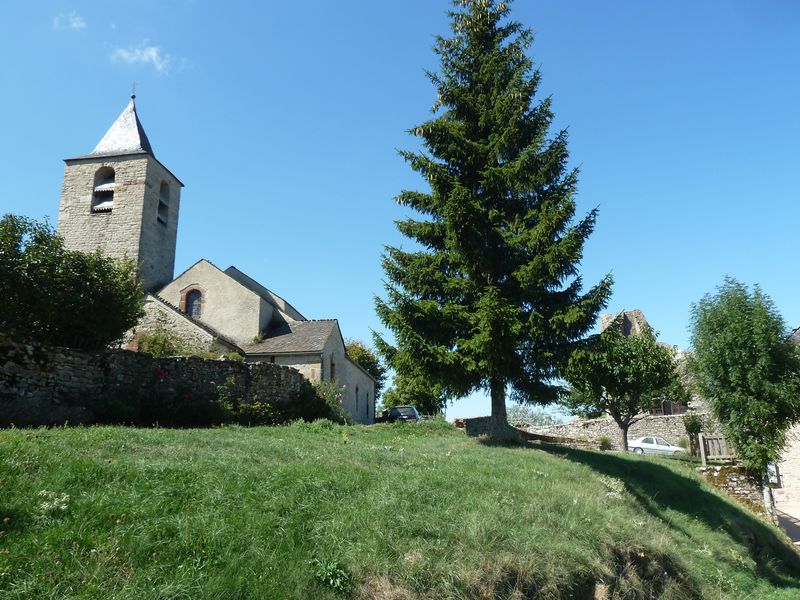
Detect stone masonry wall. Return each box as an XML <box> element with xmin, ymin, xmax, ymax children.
<box><xmin>122</xmin><ymin>294</ymin><xmax>239</xmax><ymax>354</ymax></box>
<box><xmin>529</xmin><ymin>412</ymin><xmax>722</xmax><ymax>451</ymax></box>
<box><xmin>57</xmin><ymin>155</ymin><xmax>180</xmax><ymax>293</ymax></box>
<box><xmin>0</xmin><ymin>331</ymin><xmax>307</xmax><ymax>427</ymax></box>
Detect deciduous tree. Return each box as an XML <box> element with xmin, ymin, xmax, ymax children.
<box><xmin>564</xmin><ymin>319</ymin><xmax>684</xmax><ymax>451</ymax></box>
<box><xmin>689</xmin><ymin>277</ymin><xmax>800</xmax><ymax>514</ymax></box>
<box><xmin>345</xmin><ymin>340</ymin><xmax>387</xmax><ymax>401</ymax></box>
<box><xmin>374</xmin><ymin>0</ymin><xmax>611</xmax><ymax>439</ymax></box>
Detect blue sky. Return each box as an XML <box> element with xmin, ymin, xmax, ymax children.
<box><xmin>2</xmin><ymin>1</ymin><xmax>799</xmax><ymax>418</ymax></box>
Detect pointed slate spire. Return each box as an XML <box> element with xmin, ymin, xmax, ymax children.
<box><xmin>89</xmin><ymin>95</ymin><xmax>154</xmax><ymax>157</ymax></box>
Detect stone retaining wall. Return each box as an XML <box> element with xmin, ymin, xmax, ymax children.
<box><xmin>0</xmin><ymin>331</ymin><xmax>308</xmax><ymax>427</ymax></box>
<box><xmin>698</xmin><ymin>465</ymin><xmax>765</xmax><ymax>516</ymax></box>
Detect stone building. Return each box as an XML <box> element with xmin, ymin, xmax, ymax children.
<box><xmin>56</xmin><ymin>97</ymin><xmax>375</xmax><ymax>423</ymax></box>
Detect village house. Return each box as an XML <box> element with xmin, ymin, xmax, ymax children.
<box><xmin>55</xmin><ymin>96</ymin><xmax>375</xmax><ymax>423</ymax></box>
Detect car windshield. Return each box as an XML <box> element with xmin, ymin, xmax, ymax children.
<box><xmin>391</xmin><ymin>406</ymin><xmax>416</xmax><ymax>416</ymax></box>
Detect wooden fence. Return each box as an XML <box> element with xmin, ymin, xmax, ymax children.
<box><xmin>698</xmin><ymin>433</ymin><xmax>735</xmax><ymax>466</ymax></box>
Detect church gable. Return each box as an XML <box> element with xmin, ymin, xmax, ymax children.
<box><xmin>157</xmin><ymin>259</ymin><xmax>274</xmax><ymax>344</ymax></box>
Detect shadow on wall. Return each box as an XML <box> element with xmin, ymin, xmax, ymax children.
<box><xmin>536</xmin><ymin>445</ymin><xmax>800</xmax><ymax>589</ymax></box>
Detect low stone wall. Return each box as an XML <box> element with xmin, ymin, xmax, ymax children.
<box><xmin>0</xmin><ymin>331</ymin><xmax>307</xmax><ymax>427</ymax></box>
<box><xmin>530</xmin><ymin>412</ymin><xmax>721</xmax><ymax>451</ymax></box>
<box><xmin>699</xmin><ymin>465</ymin><xmax>765</xmax><ymax>516</ymax></box>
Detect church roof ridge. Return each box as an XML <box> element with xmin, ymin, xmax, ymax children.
<box><xmin>89</xmin><ymin>95</ymin><xmax>154</xmax><ymax>158</ymax></box>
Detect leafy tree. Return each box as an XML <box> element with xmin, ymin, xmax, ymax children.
<box><xmin>374</xmin><ymin>0</ymin><xmax>612</xmax><ymax>439</ymax></box>
<box><xmin>689</xmin><ymin>277</ymin><xmax>800</xmax><ymax>511</ymax></box>
<box><xmin>0</xmin><ymin>214</ymin><xmax>143</xmax><ymax>349</ymax></box>
<box><xmin>564</xmin><ymin>319</ymin><xmax>684</xmax><ymax>451</ymax></box>
<box><xmin>345</xmin><ymin>340</ymin><xmax>387</xmax><ymax>401</ymax></box>
<box><xmin>380</xmin><ymin>372</ymin><xmax>448</xmax><ymax>416</ymax></box>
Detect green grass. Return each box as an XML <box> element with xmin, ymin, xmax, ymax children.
<box><xmin>1</xmin><ymin>420</ymin><xmax>799</xmax><ymax>599</ymax></box>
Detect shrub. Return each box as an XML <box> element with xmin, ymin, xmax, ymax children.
<box><xmin>270</xmin><ymin>381</ymin><xmax>350</xmax><ymax>425</ymax></box>
<box><xmin>0</xmin><ymin>214</ymin><xmax>143</xmax><ymax>349</ymax></box>
<box><xmin>138</xmin><ymin>327</ymin><xmax>191</xmax><ymax>357</ymax></box>
<box><xmin>683</xmin><ymin>413</ymin><xmax>704</xmax><ymax>436</ymax></box>
<box><xmin>677</xmin><ymin>437</ymin><xmax>689</xmax><ymax>450</ymax></box>
<box><xmin>598</xmin><ymin>436</ymin><xmax>613</xmax><ymax>451</ymax></box>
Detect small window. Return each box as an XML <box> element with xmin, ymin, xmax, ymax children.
<box><xmin>330</xmin><ymin>357</ymin><xmax>336</xmax><ymax>383</ymax></box>
<box><xmin>92</xmin><ymin>167</ymin><xmax>115</xmax><ymax>213</ymax></box>
<box><xmin>355</xmin><ymin>385</ymin><xmax>359</xmax><ymax>412</ymax></box>
<box><xmin>269</xmin><ymin>356</ymin><xmax>275</xmax><ymax>364</ymax></box>
<box><xmin>157</xmin><ymin>181</ymin><xmax>169</xmax><ymax>225</ymax></box>
<box><xmin>186</xmin><ymin>290</ymin><xmax>202</xmax><ymax>317</ymax></box>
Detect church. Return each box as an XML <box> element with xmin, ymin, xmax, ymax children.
<box><xmin>56</xmin><ymin>97</ymin><xmax>376</xmax><ymax>424</ymax></box>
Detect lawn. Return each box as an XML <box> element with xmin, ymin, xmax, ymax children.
<box><xmin>1</xmin><ymin>420</ymin><xmax>799</xmax><ymax>599</ymax></box>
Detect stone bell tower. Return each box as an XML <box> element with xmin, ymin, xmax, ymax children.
<box><xmin>57</xmin><ymin>95</ymin><xmax>183</xmax><ymax>292</ymax></box>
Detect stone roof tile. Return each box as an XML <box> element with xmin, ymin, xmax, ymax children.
<box><xmin>89</xmin><ymin>96</ymin><xmax>154</xmax><ymax>158</ymax></box>
<box><xmin>243</xmin><ymin>320</ymin><xmax>337</xmax><ymax>354</ymax></box>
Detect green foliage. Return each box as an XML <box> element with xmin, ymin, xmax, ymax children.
<box><xmin>217</xmin><ymin>375</ymin><xmax>274</xmax><ymax>426</ymax></box>
<box><xmin>598</xmin><ymin>436</ymin><xmax>613</xmax><ymax>451</ymax></box>
<box><xmin>374</xmin><ymin>1</ymin><xmax>611</xmax><ymax>433</ymax></box>
<box><xmin>138</xmin><ymin>319</ymin><xmax>240</xmax><ymax>361</ymax></box>
<box><xmin>345</xmin><ymin>339</ymin><xmax>387</xmax><ymax>401</ymax></box>
<box><xmin>1</xmin><ymin>425</ymin><xmax>799</xmax><ymax>598</ymax></box>
<box><xmin>309</xmin><ymin>558</ymin><xmax>353</xmax><ymax>594</ymax></box>
<box><xmin>270</xmin><ymin>381</ymin><xmax>350</xmax><ymax>425</ymax></box>
<box><xmin>380</xmin><ymin>373</ymin><xmax>447</xmax><ymax>416</ymax></box>
<box><xmin>683</xmin><ymin>413</ymin><xmax>705</xmax><ymax>436</ymax></box>
<box><xmin>0</xmin><ymin>214</ymin><xmax>144</xmax><ymax>349</ymax></box>
<box><xmin>677</xmin><ymin>437</ymin><xmax>689</xmax><ymax>450</ymax></box>
<box><xmin>564</xmin><ymin>319</ymin><xmax>683</xmax><ymax>450</ymax></box>
<box><xmin>688</xmin><ymin>277</ymin><xmax>800</xmax><ymax>473</ymax></box>
<box><xmin>138</xmin><ymin>327</ymin><xmax>191</xmax><ymax>357</ymax></box>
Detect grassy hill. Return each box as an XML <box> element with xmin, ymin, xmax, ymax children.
<box><xmin>1</xmin><ymin>421</ymin><xmax>799</xmax><ymax>599</ymax></box>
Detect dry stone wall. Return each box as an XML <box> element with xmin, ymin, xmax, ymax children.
<box><xmin>0</xmin><ymin>331</ymin><xmax>307</xmax><ymax>427</ymax></box>
<box><xmin>529</xmin><ymin>412</ymin><xmax>721</xmax><ymax>450</ymax></box>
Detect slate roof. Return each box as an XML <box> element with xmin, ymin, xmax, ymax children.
<box><xmin>242</xmin><ymin>320</ymin><xmax>338</xmax><ymax>354</ymax></box>
<box><xmin>89</xmin><ymin>96</ymin><xmax>154</xmax><ymax>158</ymax></box>
<box><xmin>791</xmin><ymin>326</ymin><xmax>800</xmax><ymax>345</ymax></box>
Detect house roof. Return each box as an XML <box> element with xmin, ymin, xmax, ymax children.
<box><xmin>224</xmin><ymin>266</ymin><xmax>306</xmax><ymax>321</ymax></box>
<box><xmin>242</xmin><ymin>320</ymin><xmax>338</xmax><ymax>354</ymax></box>
<box><xmin>88</xmin><ymin>96</ymin><xmax>154</xmax><ymax>158</ymax></box>
<box><xmin>791</xmin><ymin>327</ymin><xmax>800</xmax><ymax>345</ymax></box>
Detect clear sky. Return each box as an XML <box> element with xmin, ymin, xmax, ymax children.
<box><xmin>2</xmin><ymin>1</ymin><xmax>799</xmax><ymax>418</ymax></box>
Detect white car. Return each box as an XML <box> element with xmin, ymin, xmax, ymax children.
<box><xmin>628</xmin><ymin>436</ymin><xmax>684</xmax><ymax>456</ymax></box>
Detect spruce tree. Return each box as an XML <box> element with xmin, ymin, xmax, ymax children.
<box><xmin>375</xmin><ymin>0</ymin><xmax>612</xmax><ymax>438</ymax></box>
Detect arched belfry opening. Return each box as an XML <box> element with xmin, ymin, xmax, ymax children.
<box><xmin>91</xmin><ymin>167</ymin><xmax>115</xmax><ymax>213</ymax></box>
<box><xmin>158</xmin><ymin>181</ymin><xmax>169</xmax><ymax>224</ymax></box>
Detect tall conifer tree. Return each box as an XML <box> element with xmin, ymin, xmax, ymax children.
<box><xmin>375</xmin><ymin>0</ymin><xmax>612</xmax><ymax>438</ymax></box>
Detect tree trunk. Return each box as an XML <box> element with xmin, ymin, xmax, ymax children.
<box><xmin>761</xmin><ymin>473</ymin><xmax>777</xmax><ymax>524</ymax></box>
<box><xmin>489</xmin><ymin>378</ymin><xmax>517</xmax><ymax>441</ymax></box>
<box><xmin>619</xmin><ymin>422</ymin><xmax>630</xmax><ymax>452</ymax></box>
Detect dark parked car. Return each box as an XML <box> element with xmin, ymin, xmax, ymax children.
<box><xmin>387</xmin><ymin>405</ymin><xmax>421</xmax><ymax>423</ymax></box>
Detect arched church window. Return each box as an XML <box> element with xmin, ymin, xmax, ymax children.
<box><xmin>186</xmin><ymin>290</ymin><xmax>202</xmax><ymax>318</ymax></box>
<box><xmin>91</xmin><ymin>167</ymin><xmax>115</xmax><ymax>213</ymax></box>
<box><xmin>157</xmin><ymin>181</ymin><xmax>169</xmax><ymax>225</ymax></box>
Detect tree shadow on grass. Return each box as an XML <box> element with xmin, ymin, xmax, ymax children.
<box><xmin>536</xmin><ymin>444</ymin><xmax>800</xmax><ymax>589</ymax></box>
